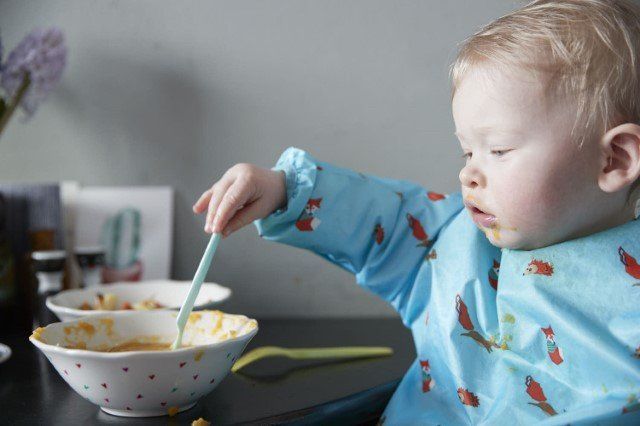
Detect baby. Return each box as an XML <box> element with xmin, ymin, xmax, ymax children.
<box><xmin>194</xmin><ymin>1</ymin><xmax>640</xmax><ymax>424</ymax></box>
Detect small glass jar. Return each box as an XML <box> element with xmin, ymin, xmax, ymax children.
<box><xmin>31</xmin><ymin>250</ymin><xmax>66</xmax><ymax>326</ymax></box>
<box><xmin>74</xmin><ymin>246</ymin><xmax>105</xmax><ymax>288</ymax></box>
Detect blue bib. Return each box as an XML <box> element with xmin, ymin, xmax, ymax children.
<box><xmin>255</xmin><ymin>147</ymin><xmax>640</xmax><ymax>425</ymax></box>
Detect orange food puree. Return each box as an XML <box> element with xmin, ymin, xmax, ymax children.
<box><xmin>92</xmin><ymin>340</ymin><xmax>193</xmax><ymax>352</ymax></box>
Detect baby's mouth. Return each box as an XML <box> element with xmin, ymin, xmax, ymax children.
<box><xmin>466</xmin><ymin>204</ymin><xmax>497</xmax><ymax>228</ymax></box>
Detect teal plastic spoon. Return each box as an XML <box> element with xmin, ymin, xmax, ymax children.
<box><xmin>171</xmin><ymin>232</ymin><xmax>222</xmax><ymax>350</ymax></box>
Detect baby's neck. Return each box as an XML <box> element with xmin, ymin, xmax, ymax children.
<box><xmin>562</xmin><ymin>203</ymin><xmax>636</xmax><ymax>244</ymax></box>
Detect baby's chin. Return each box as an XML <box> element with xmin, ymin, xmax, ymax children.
<box><xmin>477</xmin><ymin>222</ymin><xmax>537</xmax><ymax>250</ymax></box>
<box><xmin>482</xmin><ymin>226</ymin><xmax>559</xmax><ymax>251</ymax></box>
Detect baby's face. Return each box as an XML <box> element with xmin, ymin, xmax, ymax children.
<box><xmin>452</xmin><ymin>64</ymin><xmax>606</xmax><ymax>250</ymax></box>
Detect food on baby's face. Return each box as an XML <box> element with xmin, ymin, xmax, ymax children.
<box><xmin>192</xmin><ymin>418</ymin><xmax>211</xmax><ymax>426</ymax></box>
<box><xmin>77</xmin><ymin>292</ymin><xmax>164</xmax><ymax>311</ymax></box>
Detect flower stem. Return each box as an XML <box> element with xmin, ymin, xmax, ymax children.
<box><xmin>0</xmin><ymin>72</ymin><xmax>31</xmax><ymax>138</ymax></box>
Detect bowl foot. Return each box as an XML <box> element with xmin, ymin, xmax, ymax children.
<box><xmin>100</xmin><ymin>402</ymin><xmax>197</xmax><ymax>417</ymax></box>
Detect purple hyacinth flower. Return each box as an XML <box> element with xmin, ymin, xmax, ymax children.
<box><xmin>0</xmin><ymin>27</ymin><xmax>67</xmax><ymax>116</ymax></box>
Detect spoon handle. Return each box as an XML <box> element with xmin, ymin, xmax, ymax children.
<box><xmin>231</xmin><ymin>346</ymin><xmax>393</xmax><ymax>372</ymax></box>
<box><xmin>172</xmin><ymin>232</ymin><xmax>222</xmax><ymax>349</ymax></box>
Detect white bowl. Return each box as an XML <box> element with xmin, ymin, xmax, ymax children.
<box><xmin>30</xmin><ymin>310</ymin><xmax>258</xmax><ymax>417</ymax></box>
<box><xmin>47</xmin><ymin>280</ymin><xmax>232</xmax><ymax>321</ymax></box>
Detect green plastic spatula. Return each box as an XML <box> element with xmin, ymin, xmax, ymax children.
<box><xmin>172</xmin><ymin>232</ymin><xmax>222</xmax><ymax>350</ymax></box>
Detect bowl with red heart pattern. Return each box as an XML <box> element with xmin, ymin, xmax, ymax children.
<box><xmin>29</xmin><ymin>310</ymin><xmax>258</xmax><ymax>417</ymax></box>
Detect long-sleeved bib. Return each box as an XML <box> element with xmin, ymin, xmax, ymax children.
<box><xmin>254</xmin><ymin>147</ymin><xmax>640</xmax><ymax>425</ymax></box>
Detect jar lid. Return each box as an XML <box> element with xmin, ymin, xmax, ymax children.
<box><xmin>74</xmin><ymin>246</ymin><xmax>105</xmax><ymax>255</ymax></box>
<box><xmin>32</xmin><ymin>250</ymin><xmax>66</xmax><ymax>260</ymax></box>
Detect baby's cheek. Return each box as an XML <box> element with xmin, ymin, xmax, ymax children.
<box><xmin>505</xmin><ymin>171</ymin><xmax>578</xmax><ymax>235</ymax></box>
<box><xmin>499</xmin><ymin>182</ymin><xmax>558</xmax><ymax>231</ymax></box>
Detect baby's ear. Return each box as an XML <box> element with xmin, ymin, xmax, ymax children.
<box><xmin>598</xmin><ymin>123</ymin><xmax>640</xmax><ymax>193</ymax></box>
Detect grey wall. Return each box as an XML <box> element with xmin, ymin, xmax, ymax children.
<box><xmin>0</xmin><ymin>0</ymin><xmax>518</xmax><ymax>317</ymax></box>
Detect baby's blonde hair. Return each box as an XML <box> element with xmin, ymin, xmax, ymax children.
<box><xmin>450</xmin><ymin>0</ymin><xmax>640</xmax><ymax>199</ymax></box>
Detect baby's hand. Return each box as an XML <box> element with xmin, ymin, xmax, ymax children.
<box><xmin>193</xmin><ymin>164</ymin><xmax>286</xmax><ymax>237</ymax></box>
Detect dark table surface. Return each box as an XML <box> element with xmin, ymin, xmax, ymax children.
<box><xmin>1</xmin><ymin>318</ymin><xmax>415</xmax><ymax>425</ymax></box>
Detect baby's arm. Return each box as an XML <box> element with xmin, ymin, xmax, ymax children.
<box><xmin>252</xmin><ymin>147</ymin><xmax>464</xmax><ymax>313</ymax></box>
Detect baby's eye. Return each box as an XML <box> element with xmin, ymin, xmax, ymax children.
<box><xmin>461</xmin><ymin>152</ymin><xmax>472</xmax><ymax>160</ymax></box>
<box><xmin>491</xmin><ymin>150</ymin><xmax>509</xmax><ymax>157</ymax></box>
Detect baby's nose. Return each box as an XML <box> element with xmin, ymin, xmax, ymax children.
<box><xmin>459</xmin><ymin>165</ymin><xmax>485</xmax><ymax>188</ymax></box>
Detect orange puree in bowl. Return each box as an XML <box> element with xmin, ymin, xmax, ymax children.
<box><xmin>104</xmin><ymin>341</ymin><xmax>173</xmax><ymax>352</ymax></box>
<box><xmin>61</xmin><ymin>340</ymin><xmax>192</xmax><ymax>352</ymax></box>
<box><xmin>102</xmin><ymin>340</ymin><xmax>192</xmax><ymax>352</ymax></box>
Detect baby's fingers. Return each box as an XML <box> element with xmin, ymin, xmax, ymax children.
<box><xmin>221</xmin><ymin>201</ymin><xmax>263</xmax><ymax>237</ymax></box>
<box><xmin>193</xmin><ymin>188</ymin><xmax>213</xmax><ymax>214</ymax></box>
<box><xmin>205</xmin><ymin>179</ymin><xmax>233</xmax><ymax>232</ymax></box>
<box><xmin>210</xmin><ymin>178</ymin><xmax>255</xmax><ymax>233</ymax></box>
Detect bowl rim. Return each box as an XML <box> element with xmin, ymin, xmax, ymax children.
<box><xmin>29</xmin><ymin>310</ymin><xmax>258</xmax><ymax>359</ymax></box>
<box><xmin>46</xmin><ymin>281</ymin><xmax>232</xmax><ymax>317</ymax></box>
<box><xmin>0</xmin><ymin>343</ymin><xmax>11</xmax><ymax>364</ymax></box>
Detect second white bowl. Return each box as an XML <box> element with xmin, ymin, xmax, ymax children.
<box><xmin>47</xmin><ymin>280</ymin><xmax>232</xmax><ymax>321</ymax></box>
